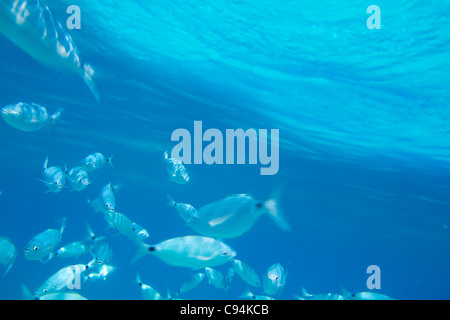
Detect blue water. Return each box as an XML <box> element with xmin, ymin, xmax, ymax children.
<box><xmin>0</xmin><ymin>0</ymin><xmax>449</xmax><ymax>300</ymax></box>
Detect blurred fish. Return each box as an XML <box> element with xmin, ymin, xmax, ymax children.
<box><xmin>231</xmin><ymin>259</ymin><xmax>261</xmax><ymax>288</ymax></box>
<box><xmin>184</xmin><ymin>194</ymin><xmax>290</xmax><ymax>239</ymax></box>
<box><xmin>132</xmin><ymin>236</ymin><xmax>236</xmax><ymax>269</ymax></box>
<box><xmin>163</xmin><ymin>151</ymin><xmax>189</xmax><ymax>184</ymax></box>
<box><xmin>84</xmin><ymin>264</ymin><xmax>116</xmax><ymax>282</ymax></box>
<box><xmin>21</xmin><ymin>284</ymin><xmax>87</xmax><ymax>300</ymax></box>
<box><xmin>0</xmin><ymin>0</ymin><xmax>100</xmax><ymax>102</ymax></box>
<box><xmin>88</xmin><ymin>183</ymin><xmax>117</xmax><ymax>214</ymax></box>
<box><xmin>82</xmin><ymin>153</ymin><xmax>113</xmax><ymax>172</ymax></box>
<box><xmin>295</xmin><ymin>287</ymin><xmax>344</xmax><ymax>300</ymax></box>
<box><xmin>35</xmin><ymin>263</ymin><xmax>90</xmax><ymax>296</ymax></box>
<box><xmin>1</xmin><ymin>102</ymin><xmax>63</xmax><ymax>132</ymax></box>
<box><xmin>24</xmin><ymin>218</ymin><xmax>66</xmax><ymax>262</ymax></box>
<box><xmin>136</xmin><ymin>272</ymin><xmax>163</xmax><ymax>300</ymax></box>
<box><xmin>174</xmin><ymin>272</ymin><xmax>205</xmax><ymax>297</ymax></box>
<box><xmin>64</xmin><ymin>166</ymin><xmax>91</xmax><ymax>191</ymax></box>
<box><xmin>40</xmin><ymin>157</ymin><xmax>65</xmax><ymax>193</ymax></box>
<box><xmin>262</xmin><ymin>263</ymin><xmax>287</xmax><ymax>296</ymax></box>
<box><xmin>0</xmin><ymin>237</ymin><xmax>17</xmax><ymax>276</ymax></box>
<box><xmin>240</xmin><ymin>289</ymin><xmax>275</xmax><ymax>301</ymax></box>
<box><xmin>167</xmin><ymin>195</ymin><xmax>199</xmax><ymax>224</ymax></box>
<box><xmin>103</xmin><ymin>211</ymin><xmax>149</xmax><ymax>243</ymax></box>
<box><xmin>204</xmin><ymin>267</ymin><xmax>227</xmax><ymax>289</ymax></box>
<box><xmin>90</xmin><ymin>237</ymin><xmax>113</xmax><ymax>266</ymax></box>
<box><xmin>340</xmin><ymin>286</ymin><xmax>395</xmax><ymax>300</ymax></box>
<box><xmin>54</xmin><ymin>225</ymin><xmax>96</xmax><ymax>259</ymax></box>
<box><xmin>225</xmin><ymin>267</ymin><xmax>236</xmax><ymax>287</ymax></box>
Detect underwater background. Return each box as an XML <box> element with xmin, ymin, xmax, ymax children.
<box><xmin>0</xmin><ymin>0</ymin><xmax>449</xmax><ymax>300</ymax></box>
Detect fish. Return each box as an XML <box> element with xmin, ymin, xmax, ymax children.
<box><xmin>163</xmin><ymin>151</ymin><xmax>189</xmax><ymax>184</ymax></box>
<box><xmin>103</xmin><ymin>211</ymin><xmax>149</xmax><ymax>243</ymax></box>
<box><xmin>167</xmin><ymin>195</ymin><xmax>199</xmax><ymax>224</ymax></box>
<box><xmin>262</xmin><ymin>263</ymin><xmax>287</xmax><ymax>296</ymax></box>
<box><xmin>0</xmin><ymin>0</ymin><xmax>100</xmax><ymax>102</ymax></box>
<box><xmin>84</xmin><ymin>264</ymin><xmax>116</xmax><ymax>282</ymax></box>
<box><xmin>231</xmin><ymin>259</ymin><xmax>261</xmax><ymax>288</ymax></box>
<box><xmin>183</xmin><ymin>194</ymin><xmax>290</xmax><ymax>239</ymax></box>
<box><xmin>174</xmin><ymin>272</ymin><xmax>205</xmax><ymax>297</ymax></box>
<box><xmin>40</xmin><ymin>157</ymin><xmax>65</xmax><ymax>193</ymax></box>
<box><xmin>81</xmin><ymin>153</ymin><xmax>113</xmax><ymax>172</ymax></box>
<box><xmin>54</xmin><ymin>225</ymin><xmax>96</xmax><ymax>259</ymax></box>
<box><xmin>136</xmin><ymin>272</ymin><xmax>163</xmax><ymax>300</ymax></box>
<box><xmin>1</xmin><ymin>102</ymin><xmax>63</xmax><ymax>132</ymax></box>
<box><xmin>24</xmin><ymin>218</ymin><xmax>66</xmax><ymax>262</ymax></box>
<box><xmin>35</xmin><ymin>263</ymin><xmax>89</xmax><ymax>296</ymax></box>
<box><xmin>0</xmin><ymin>237</ymin><xmax>17</xmax><ymax>276</ymax></box>
<box><xmin>88</xmin><ymin>183</ymin><xmax>117</xmax><ymax>214</ymax></box>
<box><xmin>90</xmin><ymin>237</ymin><xmax>113</xmax><ymax>267</ymax></box>
<box><xmin>21</xmin><ymin>284</ymin><xmax>87</xmax><ymax>300</ymax></box>
<box><xmin>240</xmin><ymin>289</ymin><xmax>275</xmax><ymax>301</ymax></box>
<box><xmin>340</xmin><ymin>286</ymin><xmax>395</xmax><ymax>300</ymax></box>
<box><xmin>64</xmin><ymin>165</ymin><xmax>91</xmax><ymax>191</ymax></box>
<box><xmin>204</xmin><ymin>267</ymin><xmax>227</xmax><ymax>289</ymax></box>
<box><xmin>132</xmin><ymin>235</ymin><xmax>236</xmax><ymax>269</ymax></box>
<box><xmin>295</xmin><ymin>287</ymin><xmax>344</xmax><ymax>300</ymax></box>
<box><xmin>225</xmin><ymin>267</ymin><xmax>236</xmax><ymax>287</ymax></box>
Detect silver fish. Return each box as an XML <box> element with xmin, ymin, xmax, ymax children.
<box><xmin>0</xmin><ymin>237</ymin><xmax>17</xmax><ymax>276</ymax></box>
<box><xmin>24</xmin><ymin>218</ymin><xmax>66</xmax><ymax>262</ymax></box>
<box><xmin>296</xmin><ymin>287</ymin><xmax>344</xmax><ymax>300</ymax></box>
<box><xmin>163</xmin><ymin>151</ymin><xmax>189</xmax><ymax>184</ymax></box>
<box><xmin>232</xmin><ymin>259</ymin><xmax>261</xmax><ymax>288</ymax></box>
<box><xmin>240</xmin><ymin>289</ymin><xmax>275</xmax><ymax>301</ymax></box>
<box><xmin>167</xmin><ymin>195</ymin><xmax>199</xmax><ymax>224</ymax></box>
<box><xmin>41</xmin><ymin>157</ymin><xmax>65</xmax><ymax>193</ymax></box>
<box><xmin>35</xmin><ymin>263</ymin><xmax>89</xmax><ymax>296</ymax></box>
<box><xmin>136</xmin><ymin>272</ymin><xmax>163</xmax><ymax>300</ymax></box>
<box><xmin>88</xmin><ymin>183</ymin><xmax>117</xmax><ymax>214</ymax></box>
<box><xmin>81</xmin><ymin>153</ymin><xmax>113</xmax><ymax>172</ymax></box>
<box><xmin>64</xmin><ymin>165</ymin><xmax>91</xmax><ymax>191</ymax></box>
<box><xmin>204</xmin><ymin>267</ymin><xmax>227</xmax><ymax>289</ymax></box>
<box><xmin>262</xmin><ymin>263</ymin><xmax>286</xmax><ymax>296</ymax></box>
<box><xmin>1</xmin><ymin>102</ymin><xmax>63</xmax><ymax>132</ymax></box>
<box><xmin>21</xmin><ymin>284</ymin><xmax>87</xmax><ymax>300</ymax></box>
<box><xmin>184</xmin><ymin>194</ymin><xmax>290</xmax><ymax>239</ymax></box>
<box><xmin>341</xmin><ymin>287</ymin><xmax>395</xmax><ymax>300</ymax></box>
<box><xmin>103</xmin><ymin>211</ymin><xmax>149</xmax><ymax>242</ymax></box>
<box><xmin>84</xmin><ymin>264</ymin><xmax>116</xmax><ymax>282</ymax></box>
<box><xmin>133</xmin><ymin>235</ymin><xmax>236</xmax><ymax>269</ymax></box>
<box><xmin>174</xmin><ymin>272</ymin><xmax>205</xmax><ymax>297</ymax></box>
<box><xmin>54</xmin><ymin>225</ymin><xmax>96</xmax><ymax>259</ymax></box>
<box><xmin>0</xmin><ymin>0</ymin><xmax>99</xmax><ymax>102</ymax></box>
<box><xmin>90</xmin><ymin>237</ymin><xmax>112</xmax><ymax>266</ymax></box>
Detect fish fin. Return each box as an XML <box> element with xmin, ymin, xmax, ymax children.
<box><xmin>129</xmin><ymin>242</ymin><xmax>151</xmax><ymax>265</ymax></box>
<box><xmin>40</xmin><ymin>253</ymin><xmax>53</xmax><ymax>264</ymax></box>
<box><xmin>166</xmin><ymin>194</ymin><xmax>175</xmax><ymax>207</ymax></box>
<box><xmin>57</xmin><ymin>217</ymin><xmax>67</xmax><ymax>235</ymax></box>
<box><xmin>3</xmin><ymin>260</ymin><xmax>15</xmax><ymax>277</ymax></box>
<box><xmin>82</xmin><ymin>63</ymin><xmax>101</xmax><ymax>104</ymax></box>
<box><xmin>43</xmin><ymin>157</ymin><xmax>49</xmax><ymax>170</ymax></box>
<box><xmin>107</xmin><ymin>156</ymin><xmax>114</xmax><ymax>168</ymax></box>
<box><xmin>51</xmin><ymin>108</ymin><xmax>64</xmax><ymax>123</ymax></box>
<box><xmin>21</xmin><ymin>284</ymin><xmax>35</xmax><ymax>300</ymax></box>
<box><xmin>264</xmin><ymin>196</ymin><xmax>291</xmax><ymax>232</ymax></box>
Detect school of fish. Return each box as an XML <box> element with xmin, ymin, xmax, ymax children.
<box><xmin>0</xmin><ymin>0</ymin><xmax>396</xmax><ymax>300</ymax></box>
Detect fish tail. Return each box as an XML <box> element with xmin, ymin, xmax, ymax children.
<box><xmin>166</xmin><ymin>194</ymin><xmax>176</xmax><ymax>207</ymax></box>
<box><xmin>129</xmin><ymin>242</ymin><xmax>152</xmax><ymax>265</ymax></box>
<box><xmin>43</xmin><ymin>156</ymin><xmax>49</xmax><ymax>170</ymax></box>
<box><xmin>20</xmin><ymin>284</ymin><xmax>35</xmax><ymax>300</ymax></box>
<box><xmin>51</xmin><ymin>108</ymin><xmax>64</xmax><ymax>123</ymax></box>
<box><xmin>82</xmin><ymin>63</ymin><xmax>101</xmax><ymax>104</ymax></box>
<box><xmin>107</xmin><ymin>156</ymin><xmax>114</xmax><ymax>168</ymax></box>
<box><xmin>58</xmin><ymin>217</ymin><xmax>67</xmax><ymax>235</ymax></box>
<box><xmin>264</xmin><ymin>188</ymin><xmax>291</xmax><ymax>232</ymax></box>
<box><xmin>264</xmin><ymin>198</ymin><xmax>291</xmax><ymax>232</ymax></box>
<box><xmin>86</xmin><ymin>223</ymin><xmax>96</xmax><ymax>241</ymax></box>
<box><xmin>3</xmin><ymin>259</ymin><xmax>15</xmax><ymax>277</ymax></box>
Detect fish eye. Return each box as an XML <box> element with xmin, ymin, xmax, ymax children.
<box><xmin>33</xmin><ymin>246</ymin><xmax>39</xmax><ymax>251</ymax></box>
<box><xmin>222</xmin><ymin>252</ymin><xmax>228</xmax><ymax>256</ymax></box>
<box><xmin>43</xmin><ymin>289</ymin><xmax>48</xmax><ymax>293</ymax></box>
<box><xmin>256</xmin><ymin>202</ymin><xmax>263</xmax><ymax>209</ymax></box>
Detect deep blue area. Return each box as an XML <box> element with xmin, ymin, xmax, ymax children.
<box><xmin>0</xmin><ymin>0</ymin><xmax>449</xmax><ymax>300</ymax></box>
